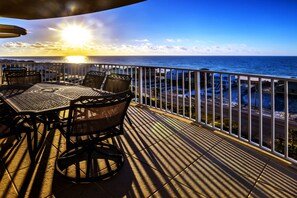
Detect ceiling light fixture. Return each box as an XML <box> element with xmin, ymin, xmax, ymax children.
<box><xmin>0</xmin><ymin>24</ymin><xmax>27</xmax><ymax>38</ymax></box>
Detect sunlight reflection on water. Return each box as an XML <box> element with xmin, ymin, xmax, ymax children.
<box><xmin>64</xmin><ymin>56</ymin><xmax>88</xmax><ymax>63</ymax></box>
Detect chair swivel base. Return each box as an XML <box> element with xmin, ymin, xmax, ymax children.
<box><xmin>56</xmin><ymin>142</ymin><xmax>125</xmax><ymax>183</ymax></box>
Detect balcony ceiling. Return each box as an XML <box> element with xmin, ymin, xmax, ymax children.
<box><xmin>0</xmin><ymin>0</ymin><xmax>145</xmax><ymax>20</ymax></box>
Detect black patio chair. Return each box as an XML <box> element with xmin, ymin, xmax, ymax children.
<box><xmin>56</xmin><ymin>90</ymin><xmax>133</xmax><ymax>182</ymax></box>
<box><xmin>6</xmin><ymin>71</ymin><xmax>41</xmax><ymax>85</ymax></box>
<box><xmin>0</xmin><ymin>110</ymin><xmax>33</xmax><ymax>151</ymax></box>
<box><xmin>103</xmin><ymin>73</ymin><xmax>132</xmax><ymax>93</ymax></box>
<box><xmin>103</xmin><ymin>73</ymin><xmax>133</xmax><ymax>125</ymax></box>
<box><xmin>2</xmin><ymin>66</ymin><xmax>27</xmax><ymax>84</ymax></box>
<box><xmin>82</xmin><ymin>70</ymin><xmax>106</xmax><ymax>89</ymax></box>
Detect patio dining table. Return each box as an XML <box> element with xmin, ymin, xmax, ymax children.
<box><xmin>0</xmin><ymin>82</ymin><xmax>111</xmax><ymax>161</ymax></box>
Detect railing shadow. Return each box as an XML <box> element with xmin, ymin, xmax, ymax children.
<box><xmin>1</xmin><ymin>105</ymin><xmax>296</xmax><ymax>197</ymax></box>
<box><xmin>118</xmin><ymin>106</ymin><xmax>297</xmax><ymax>197</ymax></box>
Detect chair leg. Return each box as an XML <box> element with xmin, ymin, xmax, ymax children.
<box><xmin>56</xmin><ymin>143</ymin><xmax>125</xmax><ymax>182</ymax></box>
<box><xmin>125</xmin><ymin>113</ymin><xmax>133</xmax><ymax>126</ymax></box>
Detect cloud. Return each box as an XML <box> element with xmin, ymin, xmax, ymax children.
<box><xmin>134</xmin><ymin>39</ymin><xmax>149</xmax><ymax>42</ymax></box>
<box><xmin>2</xmin><ymin>42</ymin><xmax>29</xmax><ymax>48</ymax></box>
<box><xmin>166</xmin><ymin>38</ymin><xmax>182</xmax><ymax>43</ymax></box>
<box><xmin>30</xmin><ymin>42</ymin><xmax>47</xmax><ymax>48</ymax></box>
<box><xmin>0</xmin><ymin>40</ymin><xmax>262</xmax><ymax>56</ymax></box>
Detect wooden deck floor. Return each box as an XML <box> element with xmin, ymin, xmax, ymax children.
<box><xmin>1</xmin><ymin>104</ymin><xmax>297</xmax><ymax>197</ymax></box>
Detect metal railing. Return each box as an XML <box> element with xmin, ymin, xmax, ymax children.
<box><xmin>1</xmin><ymin>61</ymin><xmax>297</xmax><ymax>164</ymax></box>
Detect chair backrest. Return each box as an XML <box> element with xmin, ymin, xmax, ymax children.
<box><xmin>82</xmin><ymin>71</ymin><xmax>106</xmax><ymax>89</ymax></box>
<box><xmin>2</xmin><ymin>67</ymin><xmax>27</xmax><ymax>84</ymax></box>
<box><xmin>67</xmin><ymin>90</ymin><xmax>133</xmax><ymax>137</ymax></box>
<box><xmin>6</xmin><ymin>71</ymin><xmax>41</xmax><ymax>85</ymax></box>
<box><xmin>103</xmin><ymin>73</ymin><xmax>132</xmax><ymax>93</ymax></box>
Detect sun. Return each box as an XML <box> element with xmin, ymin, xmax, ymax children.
<box><xmin>60</xmin><ymin>24</ymin><xmax>92</xmax><ymax>47</ymax></box>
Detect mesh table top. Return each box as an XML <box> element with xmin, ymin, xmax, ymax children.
<box><xmin>0</xmin><ymin>83</ymin><xmax>110</xmax><ymax>114</ymax></box>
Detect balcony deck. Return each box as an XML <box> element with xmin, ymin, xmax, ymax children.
<box><xmin>1</xmin><ymin>104</ymin><xmax>297</xmax><ymax>198</ymax></box>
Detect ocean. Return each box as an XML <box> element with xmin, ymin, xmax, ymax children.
<box><xmin>2</xmin><ymin>56</ymin><xmax>297</xmax><ymax>78</ymax></box>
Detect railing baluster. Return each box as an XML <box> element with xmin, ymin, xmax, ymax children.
<box><xmin>189</xmin><ymin>71</ymin><xmax>192</xmax><ymax>119</ymax></box>
<box><xmin>195</xmin><ymin>71</ymin><xmax>201</xmax><ymax>123</ymax></box>
<box><xmin>135</xmin><ymin>67</ymin><xmax>138</xmax><ymax>103</ymax></box>
<box><xmin>63</xmin><ymin>64</ymin><xmax>67</xmax><ymax>82</ymax></box>
<box><xmin>70</xmin><ymin>64</ymin><xmax>73</xmax><ymax>83</ymax></box>
<box><xmin>238</xmin><ymin>75</ymin><xmax>241</xmax><ymax>139</ymax></box>
<box><xmin>259</xmin><ymin>78</ymin><xmax>263</xmax><ymax>147</ymax></box>
<box><xmin>139</xmin><ymin>67</ymin><xmax>143</xmax><ymax>105</ymax></box>
<box><xmin>248</xmin><ymin>76</ymin><xmax>252</xmax><ymax>142</ymax></box>
<box><xmin>204</xmin><ymin>72</ymin><xmax>207</xmax><ymax>125</ymax></box>
<box><xmin>212</xmin><ymin>73</ymin><xmax>215</xmax><ymax>127</ymax></box>
<box><xmin>0</xmin><ymin>66</ymin><xmax>2</xmax><ymax>85</ymax></box>
<box><xmin>229</xmin><ymin>75</ymin><xmax>232</xmax><ymax>134</ymax></box>
<box><xmin>176</xmin><ymin>70</ymin><xmax>179</xmax><ymax>115</ymax></box>
<box><xmin>170</xmin><ymin>69</ymin><xmax>173</xmax><ymax>112</ymax></box>
<box><xmin>149</xmin><ymin>68</ymin><xmax>152</xmax><ymax>107</ymax></box>
<box><xmin>165</xmin><ymin>69</ymin><xmax>168</xmax><ymax>112</ymax></box>
<box><xmin>159</xmin><ymin>69</ymin><xmax>162</xmax><ymax>110</ymax></box>
<box><xmin>144</xmin><ymin>67</ymin><xmax>147</xmax><ymax>106</ymax></box>
<box><xmin>155</xmin><ymin>68</ymin><xmax>157</xmax><ymax>108</ymax></box>
<box><xmin>220</xmin><ymin>74</ymin><xmax>223</xmax><ymax>131</ymax></box>
<box><xmin>271</xmin><ymin>79</ymin><xmax>275</xmax><ymax>153</ymax></box>
<box><xmin>182</xmin><ymin>70</ymin><xmax>185</xmax><ymax>117</ymax></box>
<box><xmin>284</xmin><ymin>80</ymin><xmax>289</xmax><ymax>158</ymax></box>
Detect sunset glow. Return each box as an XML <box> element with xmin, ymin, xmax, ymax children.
<box><xmin>60</xmin><ymin>24</ymin><xmax>92</xmax><ymax>47</ymax></box>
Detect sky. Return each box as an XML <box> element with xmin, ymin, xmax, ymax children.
<box><xmin>1</xmin><ymin>0</ymin><xmax>297</xmax><ymax>56</ymax></box>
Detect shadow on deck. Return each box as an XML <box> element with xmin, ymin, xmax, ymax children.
<box><xmin>1</xmin><ymin>104</ymin><xmax>297</xmax><ymax>197</ymax></box>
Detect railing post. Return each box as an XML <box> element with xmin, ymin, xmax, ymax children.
<box><xmin>139</xmin><ymin>67</ymin><xmax>143</xmax><ymax>105</ymax></box>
